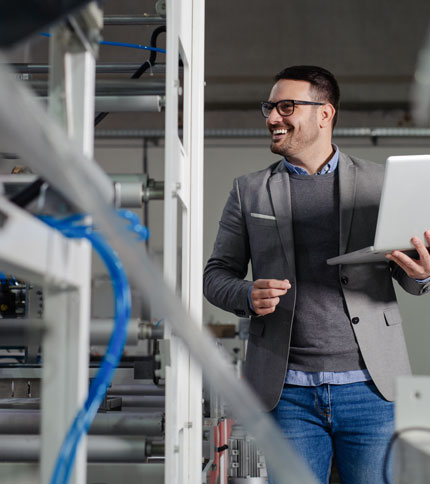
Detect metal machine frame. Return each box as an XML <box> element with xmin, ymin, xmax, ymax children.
<box><xmin>0</xmin><ymin>1</ymin><xmax>205</xmax><ymax>483</ymax></box>
<box><xmin>163</xmin><ymin>0</ymin><xmax>205</xmax><ymax>482</ymax></box>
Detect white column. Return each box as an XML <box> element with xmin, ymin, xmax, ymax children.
<box><xmin>164</xmin><ymin>0</ymin><xmax>205</xmax><ymax>483</ymax></box>
<box><xmin>40</xmin><ymin>12</ymin><xmax>98</xmax><ymax>483</ymax></box>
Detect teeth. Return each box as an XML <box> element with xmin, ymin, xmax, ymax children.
<box><xmin>273</xmin><ymin>129</ymin><xmax>288</xmax><ymax>135</ymax></box>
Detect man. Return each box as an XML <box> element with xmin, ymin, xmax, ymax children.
<box><xmin>203</xmin><ymin>65</ymin><xmax>430</xmax><ymax>484</ymax></box>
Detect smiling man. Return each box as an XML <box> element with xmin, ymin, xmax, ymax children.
<box><xmin>203</xmin><ymin>65</ymin><xmax>430</xmax><ymax>484</ymax></box>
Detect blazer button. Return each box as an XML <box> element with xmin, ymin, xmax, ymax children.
<box><xmin>341</xmin><ymin>276</ymin><xmax>349</xmax><ymax>285</ymax></box>
<box><xmin>352</xmin><ymin>317</ymin><xmax>360</xmax><ymax>324</ymax></box>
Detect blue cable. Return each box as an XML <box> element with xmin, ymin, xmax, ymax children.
<box><xmin>40</xmin><ymin>32</ymin><xmax>166</xmax><ymax>54</ymax></box>
<box><xmin>38</xmin><ymin>212</ymin><xmax>148</xmax><ymax>484</ymax></box>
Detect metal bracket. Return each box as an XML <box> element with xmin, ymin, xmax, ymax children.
<box><xmin>154</xmin><ymin>339</ymin><xmax>171</xmax><ymax>379</ymax></box>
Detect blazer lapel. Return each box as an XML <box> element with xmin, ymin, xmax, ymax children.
<box><xmin>268</xmin><ymin>163</ymin><xmax>296</xmax><ymax>279</ymax></box>
<box><xmin>338</xmin><ymin>152</ymin><xmax>357</xmax><ymax>255</ymax></box>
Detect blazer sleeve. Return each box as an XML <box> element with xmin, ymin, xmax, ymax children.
<box><xmin>203</xmin><ymin>178</ymin><xmax>254</xmax><ymax>317</ymax></box>
<box><xmin>390</xmin><ymin>261</ymin><xmax>430</xmax><ymax>296</ymax></box>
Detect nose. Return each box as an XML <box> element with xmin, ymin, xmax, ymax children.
<box><xmin>267</xmin><ymin>106</ymin><xmax>282</xmax><ymax>125</ymax></box>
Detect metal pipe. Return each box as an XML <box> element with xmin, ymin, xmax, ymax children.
<box><xmin>91</xmin><ymin>319</ymin><xmax>163</xmax><ymax>344</ymax></box>
<box><xmin>0</xmin><ymin>318</ymin><xmax>162</xmax><ymax>346</ymax></box>
<box><xmin>0</xmin><ymin>175</ymin><xmax>164</xmax><ymax>208</ymax></box>
<box><xmin>94</xmin><ymin>127</ymin><xmax>430</xmax><ymax>140</ymax></box>
<box><xmin>120</xmin><ymin>396</ymin><xmax>165</xmax><ymax>408</ymax></box>
<box><xmin>0</xmin><ymin>410</ymin><xmax>163</xmax><ymax>436</ymax></box>
<box><xmin>91</xmin><ymin>318</ymin><xmax>139</xmax><ymax>345</ymax></box>
<box><xmin>143</xmin><ymin>180</ymin><xmax>164</xmax><ymax>203</ymax></box>
<box><xmin>103</xmin><ymin>15</ymin><xmax>166</xmax><ymax>26</ymax></box>
<box><xmin>0</xmin><ymin>435</ymin><xmax>153</xmax><ymax>462</ymax></box>
<box><xmin>12</xmin><ymin>63</ymin><xmax>169</xmax><ymax>74</ymax></box>
<box><xmin>28</xmin><ymin>80</ymin><xmax>165</xmax><ymax>97</ymax></box>
<box><xmin>94</xmin><ymin>96</ymin><xmax>162</xmax><ymax>112</ymax></box>
<box><xmin>107</xmin><ymin>384</ymin><xmax>165</xmax><ymax>396</ymax></box>
<box><xmin>0</xmin><ymin>319</ymin><xmax>44</xmax><ymax>345</ymax></box>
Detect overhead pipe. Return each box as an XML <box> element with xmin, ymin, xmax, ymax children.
<box><xmin>28</xmin><ymin>80</ymin><xmax>165</xmax><ymax>97</ymax></box>
<box><xmin>12</xmin><ymin>63</ymin><xmax>171</xmax><ymax>74</ymax></box>
<box><xmin>103</xmin><ymin>15</ymin><xmax>166</xmax><ymax>26</ymax></box>
<box><xmin>94</xmin><ymin>127</ymin><xmax>430</xmax><ymax>140</ymax></box>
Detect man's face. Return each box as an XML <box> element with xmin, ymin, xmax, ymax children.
<box><xmin>265</xmin><ymin>79</ymin><xmax>322</xmax><ymax>159</ymax></box>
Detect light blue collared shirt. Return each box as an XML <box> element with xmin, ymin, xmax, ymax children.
<box><xmin>283</xmin><ymin>145</ymin><xmax>339</xmax><ymax>175</ymax></box>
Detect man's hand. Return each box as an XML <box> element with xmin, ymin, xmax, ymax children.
<box><xmin>385</xmin><ymin>230</ymin><xmax>430</xmax><ymax>280</ymax></box>
<box><xmin>250</xmin><ymin>279</ymin><xmax>291</xmax><ymax>316</ymax></box>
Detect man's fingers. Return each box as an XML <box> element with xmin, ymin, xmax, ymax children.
<box><xmin>411</xmin><ymin>236</ymin><xmax>430</xmax><ymax>261</ymax></box>
<box><xmin>387</xmin><ymin>245</ymin><xmax>430</xmax><ymax>279</ymax></box>
<box><xmin>253</xmin><ymin>278</ymin><xmax>291</xmax><ymax>290</ymax></box>
<box><xmin>254</xmin><ymin>296</ymin><xmax>280</xmax><ymax>308</ymax></box>
<box><xmin>252</xmin><ymin>287</ymin><xmax>288</xmax><ymax>299</ymax></box>
<box><xmin>256</xmin><ymin>306</ymin><xmax>277</xmax><ymax>316</ymax></box>
<box><xmin>253</xmin><ymin>297</ymin><xmax>279</xmax><ymax>316</ymax></box>
<box><xmin>251</xmin><ymin>279</ymin><xmax>292</xmax><ymax>316</ymax></box>
<box><xmin>389</xmin><ymin>251</ymin><xmax>419</xmax><ymax>271</ymax></box>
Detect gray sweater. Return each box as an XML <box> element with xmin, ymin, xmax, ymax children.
<box><xmin>287</xmin><ymin>171</ymin><xmax>366</xmax><ymax>372</ymax></box>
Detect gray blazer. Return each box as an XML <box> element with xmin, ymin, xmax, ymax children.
<box><xmin>204</xmin><ymin>152</ymin><xmax>430</xmax><ymax>411</ymax></box>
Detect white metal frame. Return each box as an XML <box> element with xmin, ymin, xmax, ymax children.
<box><xmin>164</xmin><ymin>0</ymin><xmax>205</xmax><ymax>483</ymax></box>
<box><xmin>40</xmin><ymin>7</ymin><xmax>100</xmax><ymax>483</ymax></box>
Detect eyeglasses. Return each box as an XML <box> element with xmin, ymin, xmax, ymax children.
<box><xmin>260</xmin><ymin>99</ymin><xmax>325</xmax><ymax>118</ymax></box>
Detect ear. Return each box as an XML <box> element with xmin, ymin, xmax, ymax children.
<box><xmin>319</xmin><ymin>103</ymin><xmax>336</xmax><ymax>128</ymax></box>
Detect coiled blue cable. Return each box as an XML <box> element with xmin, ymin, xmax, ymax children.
<box><xmin>38</xmin><ymin>211</ymin><xmax>149</xmax><ymax>484</ymax></box>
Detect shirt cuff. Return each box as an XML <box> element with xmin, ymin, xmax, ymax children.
<box><xmin>416</xmin><ymin>276</ymin><xmax>430</xmax><ymax>284</ymax></box>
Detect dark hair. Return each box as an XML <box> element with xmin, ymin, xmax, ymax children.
<box><xmin>275</xmin><ymin>65</ymin><xmax>340</xmax><ymax>128</ymax></box>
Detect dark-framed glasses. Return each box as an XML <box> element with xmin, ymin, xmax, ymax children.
<box><xmin>260</xmin><ymin>99</ymin><xmax>325</xmax><ymax>118</ymax></box>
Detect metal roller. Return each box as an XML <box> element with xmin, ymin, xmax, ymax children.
<box><xmin>120</xmin><ymin>396</ymin><xmax>165</xmax><ymax>408</ymax></box>
<box><xmin>0</xmin><ymin>410</ymin><xmax>163</xmax><ymax>436</ymax></box>
<box><xmin>0</xmin><ymin>318</ymin><xmax>163</xmax><ymax>346</ymax></box>
<box><xmin>107</xmin><ymin>384</ymin><xmax>165</xmax><ymax>396</ymax></box>
<box><xmin>0</xmin><ymin>435</ymin><xmax>155</xmax><ymax>462</ymax></box>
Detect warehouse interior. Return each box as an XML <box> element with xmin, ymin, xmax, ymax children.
<box><xmin>0</xmin><ymin>1</ymin><xmax>429</xmax><ymax>483</ymax></box>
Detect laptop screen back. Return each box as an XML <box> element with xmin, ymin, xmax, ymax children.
<box><xmin>374</xmin><ymin>154</ymin><xmax>430</xmax><ymax>251</ymax></box>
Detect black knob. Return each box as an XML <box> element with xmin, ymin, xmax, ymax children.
<box><xmin>351</xmin><ymin>317</ymin><xmax>360</xmax><ymax>325</ymax></box>
<box><xmin>341</xmin><ymin>276</ymin><xmax>349</xmax><ymax>285</ymax></box>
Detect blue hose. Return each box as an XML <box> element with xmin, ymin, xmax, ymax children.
<box><xmin>40</xmin><ymin>32</ymin><xmax>166</xmax><ymax>54</ymax></box>
<box><xmin>38</xmin><ymin>212</ymin><xmax>148</xmax><ymax>484</ymax></box>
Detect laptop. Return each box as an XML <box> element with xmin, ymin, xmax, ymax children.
<box><xmin>327</xmin><ymin>154</ymin><xmax>430</xmax><ymax>265</ymax></box>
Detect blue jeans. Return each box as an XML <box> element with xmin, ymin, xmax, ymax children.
<box><xmin>269</xmin><ymin>381</ymin><xmax>394</xmax><ymax>484</ymax></box>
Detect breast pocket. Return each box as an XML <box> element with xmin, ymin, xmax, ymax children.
<box><xmin>248</xmin><ymin>213</ymin><xmax>278</xmax><ymax>227</ymax></box>
<box><xmin>384</xmin><ymin>306</ymin><xmax>402</xmax><ymax>326</ymax></box>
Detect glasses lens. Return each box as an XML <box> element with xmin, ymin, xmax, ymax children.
<box><xmin>261</xmin><ymin>102</ymin><xmax>272</xmax><ymax>117</ymax></box>
<box><xmin>277</xmin><ymin>100</ymin><xmax>294</xmax><ymax>116</ymax></box>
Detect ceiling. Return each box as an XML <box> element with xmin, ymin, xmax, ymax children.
<box><xmin>4</xmin><ymin>0</ymin><xmax>430</xmax><ymax>131</ymax></box>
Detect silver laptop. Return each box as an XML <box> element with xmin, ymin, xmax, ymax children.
<box><xmin>327</xmin><ymin>154</ymin><xmax>430</xmax><ymax>265</ymax></box>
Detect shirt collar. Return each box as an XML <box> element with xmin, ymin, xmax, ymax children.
<box><xmin>283</xmin><ymin>145</ymin><xmax>339</xmax><ymax>175</ymax></box>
